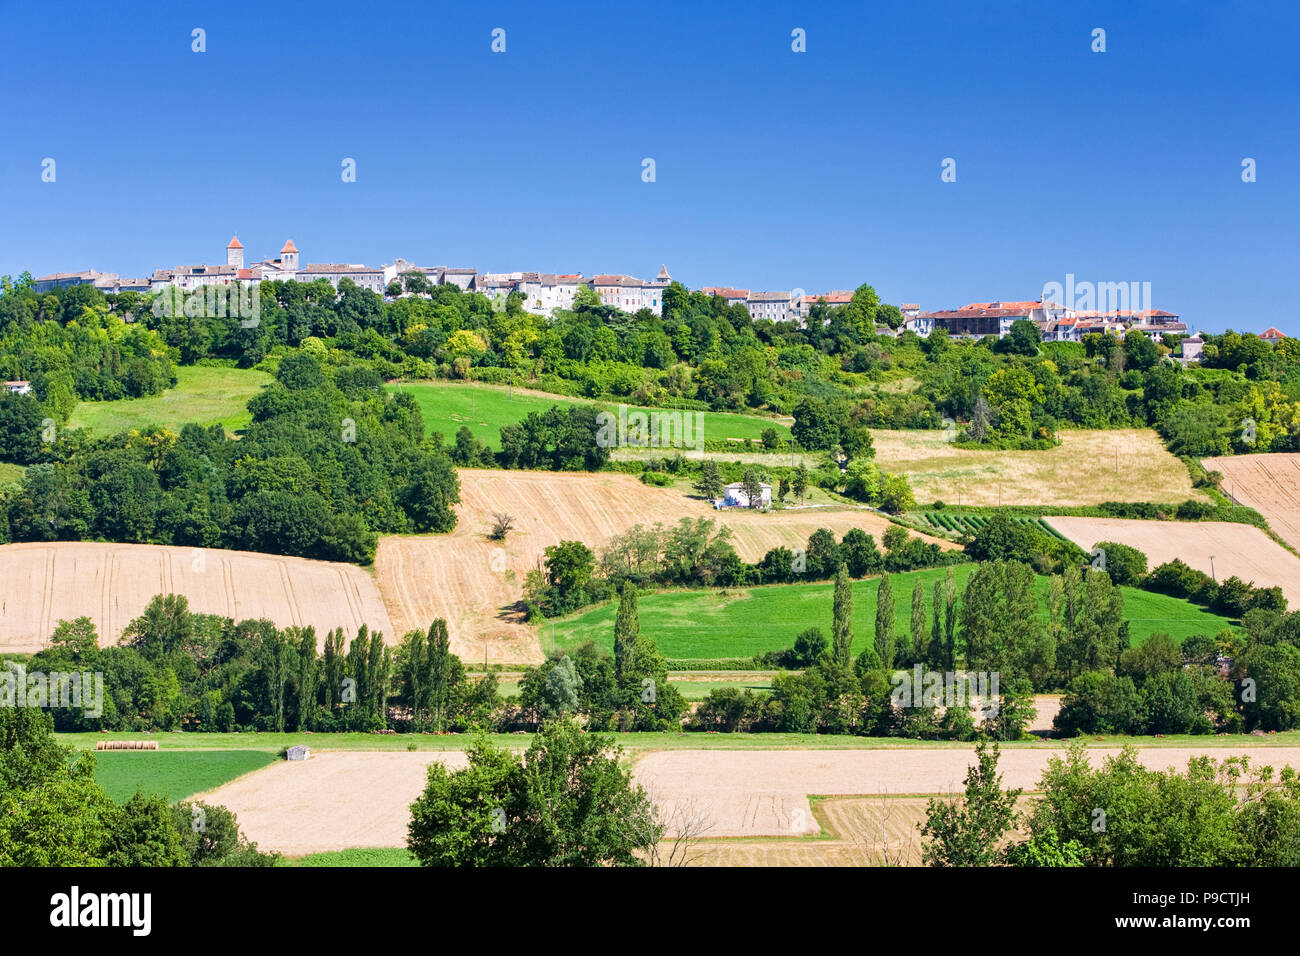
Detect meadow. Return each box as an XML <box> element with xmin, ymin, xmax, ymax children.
<box><xmin>387</xmin><ymin>379</ymin><xmax>791</xmax><ymax>446</ymax></box>
<box><xmin>90</xmin><ymin>749</ymin><xmax>278</xmax><ymax>803</ymax></box>
<box><xmin>66</xmin><ymin>364</ymin><xmax>271</xmax><ymax>435</ymax></box>
<box><xmin>545</xmin><ymin>563</ymin><xmax>1237</xmax><ymax>661</ymax></box>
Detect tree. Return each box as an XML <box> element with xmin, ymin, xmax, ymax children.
<box><xmin>832</xmin><ymin>563</ymin><xmax>853</xmax><ymax>667</ymax></box>
<box><xmin>741</xmin><ymin>468</ymin><xmax>765</xmax><ymax>509</ymax></box>
<box><xmin>874</xmin><ymin>573</ymin><xmax>896</xmax><ymax>669</ymax></box>
<box><xmin>910</xmin><ymin>578</ymin><xmax>928</xmax><ymax>665</ymax></box>
<box><xmin>919</xmin><ymin>742</ymin><xmax>1021</xmax><ymax>867</ymax></box>
<box><xmin>407</xmin><ymin>720</ymin><xmax>659</xmax><ymax>867</ymax></box>
<box><xmin>694</xmin><ymin>460</ymin><xmax>724</xmax><ymax>500</ymax></box>
<box><xmin>792</xmin><ymin>463</ymin><xmax>809</xmax><ymax>502</ymax></box>
<box><xmin>398</xmin><ymin>452</ymin><xmax>460</xmax><ymax>533</ymax></box>
<box><xmin>613</xmin><ymin>582</ymin><xmax>640</xmax><ymax>682</ymax></box>
<box><xmin>541</xmin><ymin>656</ymin><xmax>583</xmax><ymax>717</ymax></box>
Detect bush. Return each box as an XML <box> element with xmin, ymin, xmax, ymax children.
<box><xmin>1094</xmin><ymin>540</ymin><xmax>1147</xmax><ymax>586</ymax></box>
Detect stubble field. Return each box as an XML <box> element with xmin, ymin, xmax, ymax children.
<box><xmin>194</xmin><ymin>745</ymin><xmax>1300</xmax><ymax>859</ymax></box>
<box><xmin>872</xmin><ymin>428</ymin><xmax>1203</xmax><ymax>506</ymax></box>
<box><xmin>1043</xmin><ymin>515</ymin><xmax>1300</xmax><ymax>606</ymax></box>
<box><xmin>0</xmin><ymin>541</ymin><xmax>393</xmax><ymax>653</ymax></box>
<box><xmin>1202</xmin><ymin>453</ymin><xmax>1300</xmax><ymax>551</ymax></box>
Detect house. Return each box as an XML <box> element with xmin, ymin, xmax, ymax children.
<box><xmin>899</xmin><ymin>303</ymin><xmax>922</xmax><ymax>319</ymax></box>
<box><xmin>701</xmin><ymin>287</ymin><xmax>750</xmax><ymax>308</ymax></box>
<box><xmin>719</xmin><ymin>481</ymin><xmax>772</xmax><ymax>509</ymax></box>
<box><xmin>4</xmin><ymin>381</ymin><xmax>32</xmax><ymax>396</ymax></box>
<box><xmin>746</xmin><ymin>291</ymin><xmax>795</xmax><ymax>323</ymax></box>
<box><xmin>794</xmin><ymin>291</ymin><xmax>853</xmax><ymax>323</ymax></box>
<box><xmin>590</xmin><ymin>270</ymin><xmax>669</xmax><ymax>313</ymax></box>
<box><xmin>902</xmin><ymin>315</ymin><xmax>935</xmax><ymax>337</ymax></box>
<box><xmin>1261</xmin><ymin>327</ymin><xmax>1286</xmax><ymax>345</ymax></box>
<box><xmin>285</xmin><ymin>745</ymin><xmax>311</xmax><ymax>761</ymax></box>
<box><xmin>1180</xmin><ymin>334</ymin><xmax>1204</xmax><ymax>364</ymax></box>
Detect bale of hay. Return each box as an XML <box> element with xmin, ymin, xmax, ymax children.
<box><xmin>95</xmin><ymin>740</ymin><xmax>159</xmax><ymax>751</ymax></box>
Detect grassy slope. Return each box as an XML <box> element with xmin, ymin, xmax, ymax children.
<box><xmin>90</xmin><ymin>749</ymin><xmax>277</xmax><ymax>803</ymax></box>
<box><xmin>0</xmin><ymin>461</ymin><xmax>24</xmax><ymax>487</ymax></box>
<box><xmin>66</xmin><ymin>365</ymin><xmax>271</xmax><ymax>436</ymax></box>
<box><xmin>387</xmin><ymin>379</ymin><xmax>790</xmax><ymax>446</ymax></box>
<box><xmin>544</xmin><ymin>564</ymin><xmax>1236</xmax><ymax>661</ymax></box>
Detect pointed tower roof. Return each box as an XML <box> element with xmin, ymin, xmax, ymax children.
<box><xmin>281</xmin><ymin>239</ymin><xmax>298</xmax><ymax>254</ymax></box>
<box><xmin>657</xmin><ymin>264</ymin><xmax>670</xmax><ymax>278</ymax></box>
<box><xmin>227</xmin><ymin>235</ymin><xmax>243</xmax><ymax>249</ymax></box>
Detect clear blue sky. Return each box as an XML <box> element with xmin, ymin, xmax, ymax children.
<box><xmin>1</xmin><ymin>0</ymin><xmax>1295</xmax><ymax>333</ymax></box>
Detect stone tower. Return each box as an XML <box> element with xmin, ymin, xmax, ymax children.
<box><xmin>226</xmin><ymin>235</ymin><xmax>244</xmax><ymax>269</ymax></box>
<box><xmin>280</xmin><ymin>239</ymin><xmax>299</xmax><ymax>273</ymax></box>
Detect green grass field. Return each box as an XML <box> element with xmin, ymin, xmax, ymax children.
<box><xmin>90</xmin><ymin>749</ymin><xmax>278</xmax><ymax>803</ymax></box>
<box><xmin>0</xmin><ymin>461</ymin><xmax>24</xmax><ymax>487</ymax></box>
<box><xmin>280</xmin><ymin>847</ymin><xmax>418</xmax><ymax>867</ymax></box>
<box><xmin>388</xmin><ymin>380</ymin><xmax>790</xmax><ymax>446</ymax></box>
<box><xmin>545</xmin><ymin>564</ymin><xmax>1238</xmax><ymax>661</ymax></box>
<box><xmin>66</xmin><ymin>365</ymin><xmax>272</xmax><ymax>436</ymax></box>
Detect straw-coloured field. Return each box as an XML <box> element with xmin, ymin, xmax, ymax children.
<box><xmin>872</xmin><ymin>428</ymin><xmax>1203</xmax><ymax>507</ymax></box>
<box><xmin>1043</xmin><ymin>516</ymin><xmax>1300</xmax><ymax>606</ymax></box>
<box><xmin>1203</xmin><ymin>453</ymin><xmax>1300</xmax><ymax>551</ymax></box>
<box><xmin>374</xmin><ymin>469</ymin><xmax>956</xmax><ymax>663</ymax></box>
<box><xmin>0</xmin><ymin>541</ymin><xmax>393</xmax><ymax>653</ymax></box>
<box><xmin>196</xmin><ymin>746</ymin><xmax>1300</xmax><ymax>860</ymax></box>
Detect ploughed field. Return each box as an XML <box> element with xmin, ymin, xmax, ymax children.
<box><xmin>373</xmin><ymin>469</ymin><xmax>956</xmax><ymax>664</ymax></box>
<box><xmin>1043</xmin><ymin>515</ymin><xmax>1300</xmax><ymax>607</ymax></box>
<box><xmin>0</xmin><ymin>541</ymin><xmax>393</xmax><ymax>653</ymax></box>
<box><xmin>1202</xmin><ymin>453</ymin><xmax>1300</xmax><ymax>552</ymax></box>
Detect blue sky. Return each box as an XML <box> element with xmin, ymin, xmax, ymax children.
<box><xmin>1</xmin><ymin>0</ymin><xmax>1296</xmax><ymax>332</ymax></box>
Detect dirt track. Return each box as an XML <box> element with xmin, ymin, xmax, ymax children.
<box><xmin>375</xmin><ymin>470</ymin><xmax>956</xmax><ymax>663</ymax></box>
<box><xmin>0</xmin><ymin>542</ymin><xmax>393</xmax><ymax>653</ymax></box>
<box><xmin>201</xmin><ymin>746</ymin><xmax>1300</xmax><ymax>856</ymax></box>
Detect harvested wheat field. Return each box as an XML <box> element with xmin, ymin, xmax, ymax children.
<box><xmin>375</xmin><ymin>469</ymin><xmax>956</xmax><ymax>664</ymax></box>
<box><xmin>871</xmin><ymin>428</ymin><xmax>1203</xmax><ymax>507</ymax></box>
<box><xmin>0</xmin><ymin>542</ymin><xmax>393</xmax><ymax>654</ymax></box>
<box><xmin>632</xmin><ymin>747</ymin><xmax>1300</xmax><ymax>841</ymax></box>
<box><xmin>198</xmin><ymin>751</ymin><xmax>468</xmax><ymax>857</ymax></box>
<box><xmin>1203</xmin><ymin>453</ymin><xmax>1300</xmax><ymax>551</ymax></box>
<box><xmin>198</xmin><ymin>746</ymin><xmax>1300</xmax><ymax>858</ymax></box>
<box><xmin>1043</xmin><ymin>516</ymin><xmax>1300</xmax><ymax>606</ymax></box>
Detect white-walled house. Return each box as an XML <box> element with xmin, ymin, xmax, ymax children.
<box><xmin>720</xmin><ymin>481</ymin><xmax>772</xmax><ymax>509</ymax></box>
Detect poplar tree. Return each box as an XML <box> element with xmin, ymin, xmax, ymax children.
<box><xmin>614</xmin><ymin>582</ymin><xmax>640</xmax><ymax>682</ymax></box>
<box><xmin>296</xmin><ymin>627</ymin><xmax>317</xmax><ymax>731</ymax></box>
<box><xmin>831</xmin><ymin>563</ymin><xmax>853</xmax><ymax>667</ymax></box>
<box><xmin>910</xmin><ymin>578</ymin><xmax>928</xmax><ymax>666</ymax></box>
<box><xmin>875</xmin><ymin>573</ymin><xmax>896</xmax><ymax>669</ymax></box>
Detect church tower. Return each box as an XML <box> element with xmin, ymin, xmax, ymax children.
<box><xmin>226</xmin><ymin>235</ymin><xmax>244</xmax><ymax>269</ymax></box>
<box><xmin>280</xmin><ymin>239</ymin><xmax>299</xmax><ymax>272</ymax></box>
